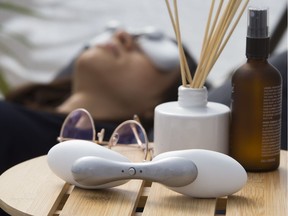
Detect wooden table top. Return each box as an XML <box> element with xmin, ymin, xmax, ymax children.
<box><xmin>0</xmin><ymin>146</ymin><xmax>287</xmax><ymax>216</ymax></box>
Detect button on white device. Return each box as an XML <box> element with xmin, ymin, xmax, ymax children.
<box><xmin>128</xmin><ymin>167</ymin><xmax>136</xmax><ymax>176</ymax></box>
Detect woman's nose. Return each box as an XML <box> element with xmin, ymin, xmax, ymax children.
<box><xmin>114</xmin><ymin>30</ymin><xmax>135</xmax><ymax>50</ymax></box>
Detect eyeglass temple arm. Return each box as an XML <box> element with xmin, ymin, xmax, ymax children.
<box><xmin>132</xmin><ymin>115</ymin><xmax>151</xmax><ymax>160</ymax></box>
<box><xmin>130</xmin><ymin>123</ymin><xmax>151</xmax><ymax>161</ymax></box>
<box><xmin>130</xmin><ymin>124</ymin><xmax>143</xmax><ymax>147</ymax></box>
<box><xmin>97</xmin><ymin>129</ymin><xmax>105</xmax><ymax>143</ymax></box>
<box><xmin>131</xmin><ymin>115</ymin><xmax>145</xmax><ymax>147</ymax></box>
<box><xmin>133</xmin><ymin>114</ymin><xmax>141</xmax><ymax>123</ymax></box>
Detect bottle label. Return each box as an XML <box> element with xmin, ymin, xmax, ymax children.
<box><xmin>261</xmin><ymin>85</ymin><xmax>282</xmax><ymax>159</ymax></box>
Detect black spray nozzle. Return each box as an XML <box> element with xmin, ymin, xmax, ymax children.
<box><xmin>247</xmin><ymin>8</ymin><xmax>269</xmax><ymax>38</ymax></box>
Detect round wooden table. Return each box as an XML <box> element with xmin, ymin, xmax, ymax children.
<box><xmin>1</xmin><ymin>147</ymin><xmax>287</xmax><ymax>216</ymax></box>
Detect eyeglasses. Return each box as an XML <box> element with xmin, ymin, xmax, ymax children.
<box><xmin>58</xmin><ymin>108</ymin><xmax>150</xmax><ymax>160</ymax></box>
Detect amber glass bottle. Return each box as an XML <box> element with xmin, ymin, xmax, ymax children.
<box><xmin>230</xmin><ymin>8</ymin><xmax>282</xmax><ymax>172</ymax></box>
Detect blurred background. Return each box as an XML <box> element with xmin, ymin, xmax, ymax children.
<box><xmin>0</xmin><ymin>0</ymin><xmax>287</xmax><ymax>96</ymax></box>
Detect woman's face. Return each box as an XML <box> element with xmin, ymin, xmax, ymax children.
<box><xmin>74</xmin><ymin>30</ymin><xmax>179</xmax><ymax>117</ymax></box>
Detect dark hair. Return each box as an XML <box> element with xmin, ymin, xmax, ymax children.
<box><xmin>5</xmin><ymin>78</ymin><xmax>72</xmax><ymax>111</ymax></box>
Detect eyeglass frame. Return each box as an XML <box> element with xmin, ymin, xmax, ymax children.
<box><xmin>57</xmin><ymin>108</ymin><xmax>150</xmax><ymax>160</ymax></box>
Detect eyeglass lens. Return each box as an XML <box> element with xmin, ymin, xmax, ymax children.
<box><xmin>111</xmin><ymin>122</ymin><xmax>147</xmax><ymax>147</ymax></box>
<box><xmin>61</xmin><ymin>110</ymin><xmax>95</xmax><ymax>141</ymax></box>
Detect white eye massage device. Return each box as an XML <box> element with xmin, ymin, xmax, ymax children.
<box><xmin>47</xmin><ymin>140</ymin><xmax>247</xmax><ymax>198</ymax></box>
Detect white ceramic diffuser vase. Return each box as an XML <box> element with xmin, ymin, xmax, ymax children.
<box><xmin>154</xmin><ymin>85</ymin><xmax>230</xmax><ymax>156</ymax></box>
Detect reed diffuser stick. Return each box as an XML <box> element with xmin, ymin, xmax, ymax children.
<box><xmin>193</xmin><ymin>0</ymin><xmax>249</xmax><ymax>88</ymax></box>
<box><xmin>173</xmin><ymin>0</ymin><xmax>187</xmax><ymax>86</ymax></box>
<box><xmin>199</xmin><ymin>0</ymin><xmax>216</xmax><ymax>63</ymax></box>
<box><xmin>192</xmin><ymin>0</ymin><xmax>222</xmax><ymax>88</ymax></box>
<box><xmin>165</xmin><ymin>0</ymin><xmax>192</xmax><ymax>86</ymax></box>
<box><xmin>198</xmin><ymin>0</ymin><xmax>249</xmax><ymax>87</ymax></box>
<box><xmin>215</xmin><ymin>0</ymin><xmax>249</xmax><ymax>62</ymax></box>
<box><xmin>195</xmin><ymin>0</ymin><xmax>240</xmax><ymax>88</ymax></box>
<box><xmin>164</xmin><ymin>0</ymin><xmax>249</xmax><ymax>89</ymax></box>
